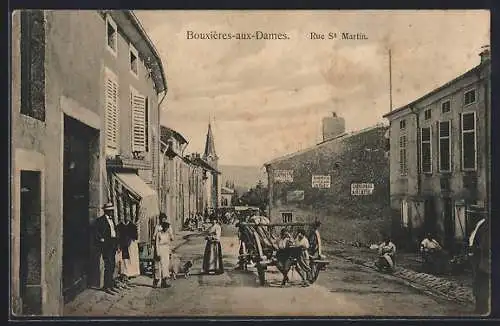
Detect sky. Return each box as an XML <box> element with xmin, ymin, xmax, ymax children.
<box><xmin>135</xmin><ymin>10</ymin><xmax>489</xmax><ymax>167</ymax></box>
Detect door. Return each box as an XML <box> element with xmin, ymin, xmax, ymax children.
<box><xmin>443</xmin><ymin>198</ymin><xmax>454</xmax><ymax>251</ymax></box>
<box><xmin>63</xmin><ymin>116</ymin><xmax>91</xmax><ymax>302</ymax></box>
<box><xmin>19</xmin><ymin>171</ymin><xmax>42</xmax><ymax>315</ymax></box>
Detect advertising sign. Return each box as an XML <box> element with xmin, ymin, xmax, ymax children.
<box><xmin>274</xmin><ymin>170</ymin><xmax>293</xmax><ymax>182</ymax></box>
<box><xmin>286</xmin><ymin>190</ymin><xmax>305</xmax><ymax>202</ymax></box>
<box><xmin>351</xmin><ymin>183</ymin><xmax>375</xmax><ymax>195</ymax></box>
<box><xmin>312</xmin><ymin>175</ymin><xmax>331</xmax><ymax>189</ymax></box>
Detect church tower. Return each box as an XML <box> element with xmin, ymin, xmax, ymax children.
<box><xmin>203</xmin><ymin>122</ymin><xmax>221</xmax><ymax>209</ymax></box>
<box><xmin>203</xmin><ymin>122</ymin><xmax>218</xmax><ymax>169</ymax></box>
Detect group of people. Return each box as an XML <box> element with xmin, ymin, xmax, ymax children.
<box><xmin>95</xmin><ymin>202</ymin><xmax>140</xmax><ymax>295</ymax></box>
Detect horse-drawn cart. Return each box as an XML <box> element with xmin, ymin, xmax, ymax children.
<box><xmin>236</xmin><ymin>221</ymin><xmax>329</xmax><ymax>286</ymax></box>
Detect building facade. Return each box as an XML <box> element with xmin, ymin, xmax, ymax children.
<box><xmin>221</xmin><ymin>186</ymin><xmax>235</xmax><ymax>207</ymax></box>
<box><xmin>10</xmin><ymin>10</ymin><xmax>166</xmax><ymax>315</ymax></box>
<box><xmin>264</xmin><ymin>120</ymin><xmax>390</xmax><ymax>245</ymax></box>
<box><xmin>383</xmin><ymin>50</ymin><xmax>491</xmax><ymax>252</ymax></box>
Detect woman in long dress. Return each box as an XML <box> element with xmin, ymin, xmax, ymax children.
<box><xmin>154</xmin><ymin>215</ymin><xmax>174</xmax><ymax>288</ymax></box>
<box><xmin>117</xmin><ymin>217</ymin><xmax>140</xmax><ymax>284</ymax></box>
<box><xmin>202</xmin><ymin>219</ymin><xmax>224</xmax><ymax>275</ymax></box>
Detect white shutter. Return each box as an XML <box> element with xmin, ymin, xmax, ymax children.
<box><xmin>131</xmin><ymin>89</ymin><xmax>146</xmax><ymax>152</ymax></box>
<box><xmin>105</xmin><ymin>73</ymin><xmax>119</xmax><ymax>151</ymax></box>
<box><xmin>401</xmin><ymin>200</ymin><xmax>409</xmax><ymax>227</ymax></box>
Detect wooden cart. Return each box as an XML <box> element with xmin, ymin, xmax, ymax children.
<box><xmin>236</xmin><ymin>222</ymin><xmax>329</xmax><ymax>286</ymax></box>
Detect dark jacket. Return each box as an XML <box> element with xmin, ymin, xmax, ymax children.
<box><xmin>117</xmin><ymin>222</ymin><xmax>138</xmax><ymax>259</ymax></box>
<box><xmin>95</xmin><ymin>214</ymin><xmax>118</xmax><ymax>251</ymax></box>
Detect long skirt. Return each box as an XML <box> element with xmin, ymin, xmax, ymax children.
<box><xmin>202</xmin><ymin>240</ymin><xmax>224</xmax><ymax>274</ymax></box>
<box><xmin>154</xmin><ymin>244</ymin><xmax>171</xmax><ymax>280</ymax></box>
<box><xmin>122</xmin><ymin>240</ymin><xmax>140</xmax><ymax>277</ymax></box>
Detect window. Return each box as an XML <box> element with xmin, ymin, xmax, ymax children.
<box><xmin>461</xmin><ymin>111</ymin><xmax>476</xmax><ymax>170</ymax></box>
<box><xmin>145</xmin><ymin>97</ymin><xmax>149</xmax><ymax>152</ymax></box>
<box><xmin>104</xmin><ymin>69</ymin><xmax>119</xmax><ymax>153</ymax></box>
<box><xmin>438</xmin><ymin>121</ymin><xmax>451</xmax><ymax>172</ymax></box>
<box><xmin>441</xmin><ymin>100</ymin><xmax>451</xmax><ymax>113</ymax></box>
<box><xmin>20</xmin><ymin>10</ymin><xmax>45</xmax><ymax>121</ymax></box>
<box><xmin>130</xmin><ymin>87</ymin><xmax>146</xmax><ymax>152</ymax></box>
<box><xmin>401</xmin><ymin>199</ymin><xmax>409</xmax><ymax>227</ymax></box>
<box><xmin>399</xmin><ymin>119</ymin><xmax>406</xmax><ymax>130</ymax></box>
<box><xmin>424</xmin><ymin>109</ymin><xmax>432</xmax><ymax>120</ymax></box>
<box><xmin>129</xmin><ymin>44</ymin><xmax>138</xmax><ymax>76</ymax></box>
<box><xmin>421</xmin><ymin>127</ymin><xmax>432</xmax><ymax>174</ymax></box>
<box><xmin>464</xmin><ymin>89</ymin><xmax>476</xmax><ymax>106</ymax></box>
<box><xmin>281</xmin><ymin>212</ymin><xmax>293</xmax><ymax>223</ymax></box>
<box><xmin>399</xmin><ymin>134</ymin><xmax>408</xmax><ymax>175</ymax></box>
<box><xmin>106</xmin><ymin>15</ymin><xmax>117</xmax><ymax>55</ymax></box>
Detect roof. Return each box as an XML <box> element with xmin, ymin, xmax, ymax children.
<box><xmin>383</xmin><ymin>59</ymin><xmax>490</xmax><ymax>119</ymax></box>
<box><xmin>107</xmin><ymin>11</ymin><xmax>167</xmax><ymax>94</ymax></box>
<box><xmin>221</xmin><ymin>186</ymin><xmax>235</xmax><ymax>194</ymax></box>
<box><xmin>264</xmin><ymin>123</ymin><xmax>388</xmax><ymax>166</ymax></box>
<box><xmin>191</xmin><ymin>156</ymin><xmax>221</xmax><ymax>174</ymax></box>
<box><xmin>203</xmin><ymin>123</ymin><xmax>218</xmax><ymax>160</ymax></box>
<box><xmin>160</xmin><ymin>125</ymin><xmax>188</xmax><ymax>145</ymax></box>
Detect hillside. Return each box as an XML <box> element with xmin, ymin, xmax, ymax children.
<box><xmin>220</xmin><ymin>165</ymin><xmax>268</xmax><ymax>193</ymax></box>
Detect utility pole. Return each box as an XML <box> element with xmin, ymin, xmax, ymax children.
<box><xmin>389</xmin><ymin>49</ymin><xmax>393</xmax><ymax>112</ymax></box>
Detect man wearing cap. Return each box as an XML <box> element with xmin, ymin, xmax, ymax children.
<box><xmin>95</xmin><ymin>202</ymin><xmax>120</xmax><ymax>295</ymax></box>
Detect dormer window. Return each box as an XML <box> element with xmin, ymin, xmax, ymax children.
<box><xmin>106</xmin><ymin>15</ymin><xmax>117</xmax><ymax>56</ymax></box>
<box><xmin>129</xmin><ymin>44</ymin><xmax>139</xmax><ymax>77</ymax></box>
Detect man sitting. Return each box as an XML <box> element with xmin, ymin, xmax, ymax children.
<box><xmin>376</xmin><ymin>236</ymin><xmax>397</xmax><ymax>272</ymax></box>
<box><xmin>420</xmin><ymin>233</ymin><xmax>445</xmax><ymax>273</ymax></box>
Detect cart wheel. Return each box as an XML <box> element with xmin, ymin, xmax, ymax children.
<box><xmin>257</xmin><ymin>264</ymin><xmax>266</xmax><ymax>286</ymax></box>
<box><xmin>309</xmin><ymin>263</ymin><xmax>320</xmax><ymax>283</ymax></box>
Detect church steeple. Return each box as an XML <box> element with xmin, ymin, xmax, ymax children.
<box><xmin>203</xmin><ymin>122</ymin><xmax>218</xmax><ymax>166</ymax></box>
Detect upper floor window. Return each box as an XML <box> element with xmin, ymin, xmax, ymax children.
<box><xmin>441</xmin><ymin>100</ymin><xmax>451</xmax><ymax>113</ymax></box>
<box><xmin>104</xmin><ymin>68</ymin><xmax>119</xmax><ymax>154</ymax></box>
<box><xmin>399</xmin><ymin>134</ymin><xmax>408</xmax><ymax>176</ymax></box>
<box><xmin>399</xmin><ymin>119</ymin><xmax>406</xmax><ymax>130</ymax></box>
<box><xmin>421</xmin><ymin>127</ymin><xmax>432</xmax><ymax>174</ymax></box>
<box><xmin>461</xmin><ymin>111</ymin><xmax>476</xmax><ymax>171</ymax></box>
<box><xmin>438</xmin><ymin>121</ymin><xmax>451</xmax><ymax>172</ymax></box>
<box><xmin>20</xmin><ymin>10</ymin><xmax>46</xmax><ymax>121</ymax></box>
<box><xmin>424</xmin><ymin>109</ymin><xmax>432</xmax><ymax>120</ymax></box>
<box><xmin>129</xmin><ymin>44</ymin><xmax>139</xmax><ymax>77</ymax></box>
<box><xmin>106</xmin><ymin>15</ymin><xmax>118</xmax><ymax>56</ymax></box>
<box><xmin>464</xmin><ymin>89</ymin><xmax>476</xmax><ymax>106</ymax></box>
<box><xmin>130</xmin><ymin>87</ymin><xmax>147</xmax><ymax>153</ymax></box>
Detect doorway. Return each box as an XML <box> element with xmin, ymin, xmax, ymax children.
<box><xmin>19</xmin><ymin>171</ymin><xmax>42</xmax><ymax>315</ymax></box>
<box><xmin>443</xmin><ymin>198</ymin><xmax>454</xmax><ymax>251</ymax></box>
<box><xmin>62</xmin><ymin>116</ymin><xmax>92</xmax><ymax>302</ymax></box>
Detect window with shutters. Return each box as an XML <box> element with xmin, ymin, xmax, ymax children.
<box><xmin>421</xmin><ymin>127</ymin><xmax>432</xmax><ymax>174</ymax></box>
<box><xmin>399</xmin><ymin>134</ymin><xmax>408</xmax><ymax>176</ymax></box>
<box><xmin>104</xmin><ymin>68</ymin><xmax>119</xmax><ymax>154</ymax></box>
<box><xmin>461</xmin><ymin>111</ymin><xmax>476</xmax><ymax>171</ymax></box>
<box><xmin>20</xmin><ymin>10</ymin><xmax>46</xmax><ymax>121</ymax></box>
<box><xmin>439</xmin><ymin>121</ymin><xmax>451</xmax><ymax>172</ymax></box>
<box><xmin>130</xmin><ymin>87</ymin><xmax>146</xmax><ymax>152</ymax></box>
<box><xmin>145</xmin><ymin>97</ymin><xmax>149</xmax><ymax>152</ymax></box>
<box><xmin>464</xmin><ymin>89</ymin><xmax>476</xmax><ymax>106</ymax></box>
<box><xmin>441</xmin><ymin>100</ymin><xmax>451</xmax><ymax>113</ymax></box>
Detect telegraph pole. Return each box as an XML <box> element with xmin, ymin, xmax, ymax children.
<box><xmin>389</xmin><ymin>49</ymin><xmax>393</xmax><ymax>112</ymax></box>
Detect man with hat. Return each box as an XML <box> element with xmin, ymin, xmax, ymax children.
<box><xmin>95</xmin><ymin>202</ymin><xmax>120</xmax><ymax>295</ymax></box>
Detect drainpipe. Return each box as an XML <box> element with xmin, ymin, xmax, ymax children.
<box><xmin>409</xmin><ymin>106</ymin><xmax>420</xmax><ymax>243</ymax></box>
<box><xmin>484</xmin><ymin>68</ymin><xmax>490</xmax><ymax>214</ymax></box>
<box><xmin>156</xmin><ymin>90</ymin><xmax>167</xmax><ymax>194</ymax></box>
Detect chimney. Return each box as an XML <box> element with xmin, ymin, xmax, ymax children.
<box><xmin>322</xmin><ymin>112</ymin><xmax>346</xmax><ymax>141</ymax></box>
<box><xmin>479</xmin><ymin>46</ymin><xmax>490</xmax><ymax>64</ymax></box>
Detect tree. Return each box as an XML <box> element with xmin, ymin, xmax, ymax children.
<box><xmin>240</xmin><ymin>181</ymin><xmax>268</xmax><ymax>212</ymax></box>
<box><xmin>231</xmin><ymin>189</ymin><xmax>240</xmax><ymax>206</ymax></box>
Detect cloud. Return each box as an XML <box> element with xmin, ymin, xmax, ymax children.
<box><xmin>136</xmin><ymin>10</ymin><xmax>489</xmax><ymax>166</ymax></box>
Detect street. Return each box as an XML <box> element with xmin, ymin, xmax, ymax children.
<box><xmin>65</xmin><ymin>224</ymin><xmax>471</xmax><ymax>317</ymax></box>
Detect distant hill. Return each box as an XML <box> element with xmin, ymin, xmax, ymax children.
<box><xmin>220</xmin><ymin>165</ymin><xmax>268</xmax><ymax>193</ymax></box>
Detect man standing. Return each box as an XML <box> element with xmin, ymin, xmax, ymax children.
<box><xmin>95</xmin><ymin>202</ymin><xmax>120</xmax><ymax>295</ymax></box>
<box><xmin>469</xmin><ymin>214</ymin><xmax>490</xmax><ymax>315</ymax></box>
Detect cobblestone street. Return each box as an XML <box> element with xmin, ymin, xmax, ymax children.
<box><xmin>65</xmin><ymin>225</ymin><xmax>475</xmax><ymax>317</ymax></box>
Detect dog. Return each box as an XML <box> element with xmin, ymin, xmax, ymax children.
<box><xmin>169</xmin><ymin>253</ymin><xmax>193</xmax><ymax>280</ymax></box>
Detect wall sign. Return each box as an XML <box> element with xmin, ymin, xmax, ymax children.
<box><xmin>286</xmin><ymin>190</ymin><xmax>305</xmax><ymax>202</ymax></box>
<box><xmin>274</xmin><ymin>170</ymin><xmax>293</xmax><ymax>182</ymax></box>
<box><xmin>351</xmin><ymin>183</ymin><xmax>375</xmax><ymax>195</ymax></box>
<box><xmin>312</xmin><ymin>175</ymin><xmax>331</xmax><ymax>188</ymax></box>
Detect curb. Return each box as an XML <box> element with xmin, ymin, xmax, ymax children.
<box><xmin>331</xmin><ymin>252</ymin><xmax>474</xmax><ymax>306</ymax></box>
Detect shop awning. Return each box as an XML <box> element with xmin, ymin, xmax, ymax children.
<box><xmin>113</xmin><ymin>172</ymin><xmax>160</xmax><ymax>220</ymax></box>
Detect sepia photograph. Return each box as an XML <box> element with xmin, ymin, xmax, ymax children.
<box><xmin>9</xmin><ymin>9</ymin><xmax>491</xmax><ymax>318</ymax></box>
